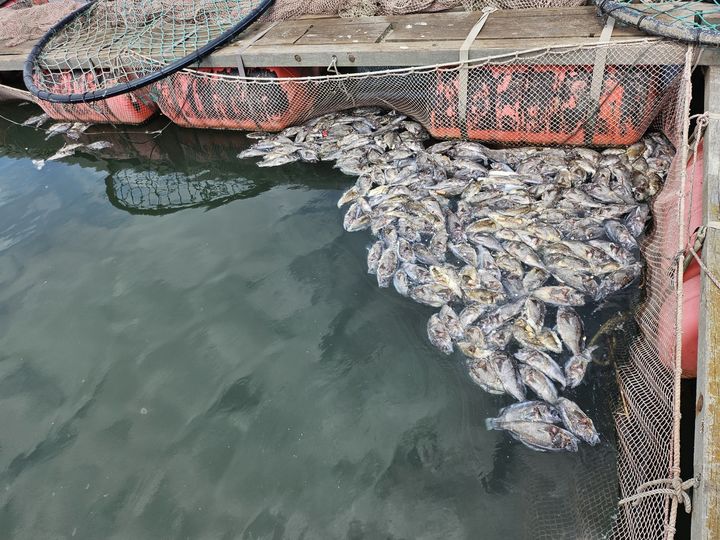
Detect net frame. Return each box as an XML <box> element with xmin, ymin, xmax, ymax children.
<box><xmin>595</xmin><ymin>0</ymin><xmax>720</xmax><ymax>46</ymax></box>
<box><xmin>23</xmin><ymin>0</ymin><xmax>274</xmax><ymax>104</ymax></box>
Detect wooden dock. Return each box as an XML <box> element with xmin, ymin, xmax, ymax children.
<box><xmin>1</xmin><ymin>6</ymin><xmax>720</xmax><ymax>71</ymax></box>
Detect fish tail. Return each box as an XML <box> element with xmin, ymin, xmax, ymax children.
<box><xmin>485</xmin><ymin>417</ymin><xmax>499</xmax><ymax>431</ymax></box>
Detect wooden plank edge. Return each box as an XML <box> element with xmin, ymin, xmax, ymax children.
<box><xmin>691</xmin><ymin>65</ymin><xmax>720</xmax><ymax>540</ymax></box>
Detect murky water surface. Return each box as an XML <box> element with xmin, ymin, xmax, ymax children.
<box><xmin>0</xmin><ymin>106</ymin><xmax>623</xmax><ymax>539</ymax></box>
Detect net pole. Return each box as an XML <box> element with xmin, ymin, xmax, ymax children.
<box><xmin>668</xmin><ymin>44</ymin><xmax>695</xmax><ymax>539</ymax></box>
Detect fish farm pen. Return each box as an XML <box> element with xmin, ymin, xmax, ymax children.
<box><xmin>1</xmin><ymin>0</ymin><xmax>720</xmax><ymax>538</ymax></box>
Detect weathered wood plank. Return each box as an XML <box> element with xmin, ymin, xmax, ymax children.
<box><xmin>296</xmin><ymin>22</ymin><xmax>391</xmax><ymax>44</ymax></box>
<box><xmin>692</xmin><ymin>65</ymin><xmax>720</xmax><ymax>540</ymax></box>
<box><xmin>2</xmin><ymin>6</ymin><xmax>719</xmax><ymax>72</ymax></box>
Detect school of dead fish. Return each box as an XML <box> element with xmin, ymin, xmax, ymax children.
<box><xmin>20</xmin><ymin>113</ymin><xmax>113</xmax><ymax>170</ymax></box>
<box><xmin>239</xmin><ymin>107</ymin><xmax>674</xmax><ymax>453</ymax></box>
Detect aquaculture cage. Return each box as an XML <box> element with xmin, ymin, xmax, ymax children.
<box><xmin>153</xmin><ymin>38</ymin><xmax>696</xmax><ymax>538</ymax></box>
<box><xmin>22</xmin><ymin>0</ymin><xmax>702</xmax><ymax>534</ymax></box>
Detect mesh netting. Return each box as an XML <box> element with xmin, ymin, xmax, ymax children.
<box><xmin>595</xmin><ymin>0</ymin><xmax>720</xmax><ymax>46</ymax></box>
<box><xmin>153</xmin><ymin>40</ymin><xmax>686</xmax><ymax>147</ymax></box>
<box><xmin>24</xmin><ymin>0</ymin><xmax>271</xmax><ymax>105</ymax></box>
<box><xmin>0</xmin><ymin>1</ymin><xmax>82</xmax><ymax>48</ymax></box>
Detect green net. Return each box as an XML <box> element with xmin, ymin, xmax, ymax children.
<box><xmin>595</xmin><ymin>0</ymin><xmax>720</xmax><ymax>46</ymax></box>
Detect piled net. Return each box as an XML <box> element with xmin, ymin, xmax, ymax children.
<box><xmin>0</xmin><ymin>2</ymin><xmax>82</xmax><ymax>48</ymax></box>
<box><xmin>595</xmin><ymin>0</ymin><xmax>720</xmax><ymax>46</ymax></box>
<box><xmin>153</xmin><ymin>40</ymin><xmax>685</xmax><ymax>147</ymax></box>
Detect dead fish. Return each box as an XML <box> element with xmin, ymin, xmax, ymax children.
<box><xmin>556</xmin><ymin>397</ymin><xmax>600</xmax><ymax>446</ymax></box>
<box><xmin>393</xmin><ymin>268</ymin><xmax>410</xmax><ymax>296</ymax></box>
<box><xmin>343</xmin><ymin>202</ymin><xmax>370</xmax><ymax>232</ymax></box>
<box><xmin>459</xmin><ymin>304</ymin><xmax>488</xmax><ymax>328</ymax></box>
<box><xmin>531</xmin><ymin>286</ymin><xmax>586</xmax><ymax>307</ymax></box>
<box><xmin>376</xmin><ymin>247</ymin><xmax>398</xmax><ymax>288</ymax></box>
<box><xmin>428</xmin><ymin>265</ymin><xmax>459</xmax><ymax>294</ymax></box>
<box><xmin>565</xmin><ymin>346</ymin><xmax>597</xmax><ymax>388</ymax></box>
<box><xmin>485</xmin><ymin>323</ymin><xmax>514</xmax><ymax>350</ymax></box>
<box><xmin>439</xmin><ymin>305</ymin><xmax>464</xmax><ymax>341</ymax></box>
<box><xmin>485</xmin><ymin>400</ymin><xmax>561</xmax><ymax>427</ymax></box>
<box><xmin>519</xmin><ymin>365</ymin><xmax>559</xmax><ymax>403</ymax></box>
<box><xmin>604</xmin><ymin>220</ymin><xmax>639</xmax><ymax>251</ymax></box>
<box><xmin>427</xmin><ymin>313</ymin><xmax>453</xmax><ymax>354</ymax></box>
<box><xmin>45</xmin><ymin>122</ymin><xmax>72</xmax><ymax>139</ymax></box>
<box><xmin>491</xmin><ymin>353</ymin><xmax>526</xmax><ymax>402</ymax></box>
<box><xmin>514</xmin><ymin>348</ymin><xmax>566</xmax><ymax>388</ymax></box>
<box><xmin>84</xmin><ymin>140</ymin><xmax>112</xmax><ymax>151</ymax></box>
<box><xmin>22</xmin><ymin>113</ymin><xmax>49</xmax><ymax>128</ymax></box>
<box><xmin>481</xmin><ymin>300</ymin><xmax>524</xmax><ymax>334</ymax></box>
<box><xmin>47</xmin><ymin>143</ymin><xmax>83</xmax><ymax>162</ymax></box>
<box><xmin>488</xmin><ymin>420</ymin><xmax>579</xmax><ymax>452</ymax></box>
<box><xmin>522</xmin><ymin>297</ymin><xmax>546</xmax><ymax>334</ymax></box>
<box><xmin>502</xmin><ymin>241</ymin><xmax>545</xmax><ymax>270</ymax></box>
<box><xmin>410</xmin><ymin>284</ymin><xmax>453</xmax><ymax>307</ymax></box>
<box><xmin>466</xmin><ymin>357</ymin><xmax>505</xmax><ymax>395</ymax></box>
<box><xmin>595</xmin><ymin>263</ymin><xmax>642</xmax><ymax>299</ymax></box>
<box><xmin>556</xmin><ymin>306</ymin><xmax>585</xmax><ymax>356</ymax></box>
<box><xmin>625</xmin><ymin>204</ymin><xmax>650</xmax><ymax>238</ymax></box>
<box><xmin>367</xmin><ymin>241</ymin><xmax>384</xmax><ymax>274</ymax></box>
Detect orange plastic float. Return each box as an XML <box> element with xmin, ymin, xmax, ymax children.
<box><xmin>429</xmin><ymin>64</ymin><xmax>664</xmax><ymax>146</ymax></box>
<box><xmin>34</xmin><ymin>71</ymin><xmax>158</xmax><ymax>124</ymax></box>
<box><xmin>154</xmin><ymin>67</ymin><xmax>310</xmax><ymax>131</ymax></box>
<box><xmin>658</xmin><ymin>141</ymin><xmax>704</xmax><ymax>378</ymax></box>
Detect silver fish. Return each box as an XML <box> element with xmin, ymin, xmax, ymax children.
<box><xmin>427</xmin><ymin>313</ymin><xmax>453</xmax><ymax>354</ymax></box>
<box><xmin>486</xmin><ymin>401</ymin><xmax>561</xmax><ymax>427</ymax></box>
<box><xmin>410</xmin><ymin>284</ymin><xmax>453</xmax><ymax>307</ymax></box>
<box><xmin>491</xmin><ymin>353</ymin><xmax>526</xmax><ymax>402</ymax></box>
<box><xmin>514</xmin><ymin>348</ymin><xmax>566</xmax><ymax>387</ymax></box>
<box><xmin>531</xmin><ymin>286</ymin><xmax>586</xmax><ymax>307</ymax></box>
<box><xmin>519</xmin><ymin>365</ymin><xmax>558</xmax><ymax>403</ymax></box>
<box><xmin>556</xmin><ymin>397</ymin><xmax>600</xmax><ymax>445</ymax></box>
<box><xmin>564</xmin><ymin>346</ymin><xmax>597</xmax><ymax>388</ymax></box>
<box><xmin>556</xmin><ymin>306</ymin><xmax>585</xmax><ymax>356</ymax></box>
<box><xmin>523</xmin><ymin>297</ymin><xmax>546</xmax><ymax>334</ymax></box>
<box><xmin>367</xmin><ymin>241</ymin><xmax>384</xmax><ymax>274</ymax></box>
<box><xmin>393</xmin><ymin>269</ymin><xmax>410</xmax><ymax>296</ymax></box>
<box><xmin>604</xmin><ymin>220</ymin><xmax>639</xmax><ymax>251</ymax></box>
<box><xmin>488</xmin><ymin>421</ymin><xmax>578</xmax><ymax>452</ymax></box>
<box><xmin>467</xmin><ymin>358</ymin><xmax>505</xmax><ymax>394</ymax></box>
<box><xmin>439</xmin><ymin>305</ymin><xmax>465</xmax><ymax>341</ymax></box>
<box><xmin>376</xmin><ymin>248</ymin><xmax>398</xmax><ymax>288</ymax></box>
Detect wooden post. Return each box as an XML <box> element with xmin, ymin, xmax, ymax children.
<box><xmin>692</xmin><ymin>66</ymin><xmax>720</xmax><ymax>540</ymax></box>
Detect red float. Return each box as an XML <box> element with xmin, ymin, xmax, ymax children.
<box><xmin>429</xmin><ymin>64</ymin><xmax>664</xmax><ymax>146</ymax></box>
<box><xmin>35</xmin><ymin>70</ymin><xmax>158</xmax><ymax>124</ymax></box>
<box><xmin>155</xmin><ymin>67</ymin><xmax>311</xmax><ymax>131</ymax></box>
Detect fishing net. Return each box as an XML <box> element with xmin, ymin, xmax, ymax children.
<box><xmin>153</xmin><ymin>39</ymin><xmax>685</xmax><ymax>147</ymax></box>
<box><xmin>595</xmin><ymin>0</ymin><xmax>720</xmax><ymax>46</ymax></box>
<box><xmin>23</xmin><ymin>0</ymin><xmax>273</xmax><ymax>107</ymax></box>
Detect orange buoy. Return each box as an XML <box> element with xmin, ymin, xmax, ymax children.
<box><xmin>35</xmin><ymin>70</ymin><xmax>158</xmax><ymax>124</ymax></box>
<box><xmin>429</xmin><ymin>64</ymin><xmax>665</xmax><ymax>146</ymax></box>
<box><xmin>155</xmin><ymin>67</ymin><xmax>311</xmax><ymax>132</ymax></box>
<box><xmin>658</xmin><ymin>141</ymin><xmax>703</xmax><ymax>378</ymax></box>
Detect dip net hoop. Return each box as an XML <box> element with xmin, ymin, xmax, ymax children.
<box><xmin>23</xmin><ymin>0</ymin><xmax>273</xmax><ymax>104</ymax></box>
<box><xmin>595</xmin><ymin>0</ymin><xmax>720</xmax><ymax>46</ymax></box>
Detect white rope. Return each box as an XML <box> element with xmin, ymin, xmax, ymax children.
<box><xmin>618</xmin><ymin>477</ymin><xmax>698</xmax><ymax>514</ymax></box>
<box><xmin>585</xmin><ymin>17</ymin><xmax>615</xmax><ymax>145</ymax></box>
<box><xmin>458</xmin><ymin>7</ymin><xmax>497</xmax><ymax>126</ymax></box>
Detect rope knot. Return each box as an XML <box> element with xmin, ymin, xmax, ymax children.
<box><xmin>618</xmin><ymin>477</ymin><xmax>698</xmax><ymax>514</ymax></box>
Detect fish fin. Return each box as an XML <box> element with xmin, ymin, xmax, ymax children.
<box><xmin>485</xmin><ymin>418</ymin><xmax>499</xmax><ymax>431</ymax></box>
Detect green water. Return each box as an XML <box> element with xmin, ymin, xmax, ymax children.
<box><xmin>0</xmin><ymin>106</ymin><xmax>620</xmax><ymax>540</ymax></box>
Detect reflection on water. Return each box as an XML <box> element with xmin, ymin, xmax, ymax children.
<box><xmin>0</xmin><ymin>105</ymin><xmax>621</xmax><ymax>539</ymax></box>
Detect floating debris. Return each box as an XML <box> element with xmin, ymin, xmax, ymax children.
<box><xmin>239</xmin><ymin>108</ymin><xmax>673</xmax><ymax>452</ymax></box>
